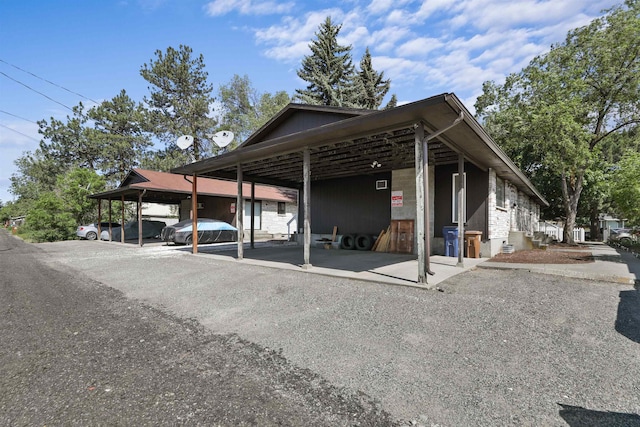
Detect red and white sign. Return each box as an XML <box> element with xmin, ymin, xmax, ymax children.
<box><xmin>391</xmin><ymin>191</ymin><xmax>403</xmax><ymax>207</ymax></box>
<box><xmin>230</xmin><ymin>202</ymin><xmax>236</xmax><ymax>214</ymax></box>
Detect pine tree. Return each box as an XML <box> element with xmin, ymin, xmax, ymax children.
<box><xmin>355</xmin><ymin>48</ymin><xmax>390</xmax><ymax>109</ymax></box>
<box><xmin>295</xmin><ymin>17</ymin><xmax>357</xmax><ymax>107</ymax></box>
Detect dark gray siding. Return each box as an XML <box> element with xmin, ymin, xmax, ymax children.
<box><xmin>310</xmin><ymin>173</ymin><xmax>391</xmax><ymax>235</ymax></box>
<box><xmin>434</xmin><ymin>163</ymin><xmax>488</xmax><ymax>238</ymax></box>
<box><xmin>260</xmin><ymin>111</ymin><xmax>355</xmax><ymax>141</ymax></box>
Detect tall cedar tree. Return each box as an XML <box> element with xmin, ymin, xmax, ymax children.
<box><xmin>140</xmin><ymin>45</ymin><xmax>217</xmax><ymax>163</ymax></box>
<box><xmin>295</xmin><ymin>17</ymin><xmax>358</xmax><ymax>107</ymax></box>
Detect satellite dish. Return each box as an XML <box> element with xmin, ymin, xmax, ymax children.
<box><xmin>176</xmin><ymin>135</ymin><xmax>194</xmax><ymax>150</ymax></box>
<box><xmin>210</xmin><ymin>131</ymin><xmax>234</xmax><ymax>148</ymax></box>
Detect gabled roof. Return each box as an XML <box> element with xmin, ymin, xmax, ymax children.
<box><xmin>173</xmin><ymin>93</ymin><xmax>548</xmax><ymax>206</ymax></box>
<box><xmin>239</xmin><ymin>103</ymin><xmax>374</xmax><ymax>149</ymax></box>
<box><xmin>89</xmin><ymin>169</ymin><xmax>297</xmax><ymax>203</ymax></box>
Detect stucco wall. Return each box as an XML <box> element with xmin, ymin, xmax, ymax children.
<box><xmin>391</xmin><ymin>167</ymin><xmax>434</xmax><ymax>254</ymax></box>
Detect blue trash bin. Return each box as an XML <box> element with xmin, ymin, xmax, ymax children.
<box><xmin>443</xmin><ymin>226</ymin><xmax>459</xmax><ymax>257</ymax></box>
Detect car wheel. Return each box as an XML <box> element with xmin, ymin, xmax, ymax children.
<box><xmin>620</xmin><ymin>237</ymin><xmax>632</xmax><ymax>245</ymax></box>
<box><xmin>185</xmin><ymin>235</ymin><xmax>193</xmax><ymax>245</ymax></box>
<box><xmin>86</xmin><ymin>231</ymin><xmax>97</xmax><ymax>240</ymax></box>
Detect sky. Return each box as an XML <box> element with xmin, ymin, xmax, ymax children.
<box><xmin>0</xmin><ymin>0</ymin><xmax>622</xmax><ymax>204</ymax></box>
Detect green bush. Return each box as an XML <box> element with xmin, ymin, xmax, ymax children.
<box><xmin>23</xmin><ymin>192</ymin><xmax>77</xmax><ymax>242</ymax></box>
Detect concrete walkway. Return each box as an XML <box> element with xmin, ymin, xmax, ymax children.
<box><xmin>479</xmin><ymin>242</ymin><xmax>640</xmax><ymax>285</ymax></box>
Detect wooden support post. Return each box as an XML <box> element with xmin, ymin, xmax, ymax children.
<box><xmin>121</xmin><ymin>195</ymin><xmax>125</xmax><ymax>243</ymax></box>
<box><xmin>250</xmin><ymin>181</ymin><xmax>255</xmax><ymax>249</ymax></box>
<box><xmin>192</xmin><ymin>174</ymin><xmax>198</xmax><ymax>254</ymax></box>
<box><xmin>97</xmin><ymin>199</ymin><xmax>102</xmax><ymax>238</ymax></box>
<box><xmin>302</xmin><ymin>147</ymin><xmax>311</xmax><ymax>269</ymax></box>
<box><xmin>415</xmin><ymin>124</ymin><xmax>430</xmax><ymax>284</ymax></box>
<box><xmin>138</xmin><ymin>190</ymin><xmax>143</xmax><ymax>247</ymax></box>
<box><xmin>237</xmin><ymin>164</ymin><xmax>244</xmax><ymax>260</ymax></box>
<box><xmin>457</xmin><ymin>153</ymin><xmax>465</xmax><ymax>267</ymax></box>
<box><xmin>108</xmin><ymin>199</ymin><xmax>113</xmax><ymax>242</ymax></box>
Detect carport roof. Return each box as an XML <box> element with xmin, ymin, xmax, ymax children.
<box><xmin>173</xmin><ymin>93</ymin><xmax>548</xmax><ymax>207</ymax></box>
<box><xmin>89</xmin><ymin>168</ymin><xmax>297</xmax><ymax>204</ymax></box>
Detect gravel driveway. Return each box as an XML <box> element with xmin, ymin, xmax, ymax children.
<box><xmin>40</xmin><ymin>240</ymin><xmax>640</xmax><ymax>426</ymax></box>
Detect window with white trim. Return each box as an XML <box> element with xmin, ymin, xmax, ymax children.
<box><xmin>496</xmin><ymin>176</ymin><xmax>505</xmax><ymax>209</ymax></box>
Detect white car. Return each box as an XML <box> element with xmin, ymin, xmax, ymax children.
<box><xmin>76</xmin><ymin>222</ymin><xmax>120</xmax><ymax>240</ymax></box>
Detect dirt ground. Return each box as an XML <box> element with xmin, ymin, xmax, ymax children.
<box><xmin>487</xmin><ymin>244</ymin><xmax>595</xmax><ymax>264</ymax></box>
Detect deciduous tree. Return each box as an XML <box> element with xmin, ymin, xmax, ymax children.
<box><xmin>476</xmin><ymin>0</ymin><xmax>640</xmax><ymax>243</ymax></box>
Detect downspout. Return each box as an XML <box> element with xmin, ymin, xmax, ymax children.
<box><xmin>421</xmin><ymin>110</ymin><xmax>464</xmax><ymax>277</ymax></box>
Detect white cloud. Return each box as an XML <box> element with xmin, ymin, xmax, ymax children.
<box><xmin>204</xmin><ymin>0</ymin><xmax>295</xmax><ymax>16</ymax></box>
<box><xmin>396</xmin><ymin>37</ymin><xmax>444</xmax><ymax>57</ymax></box>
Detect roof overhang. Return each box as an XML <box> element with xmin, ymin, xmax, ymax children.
<box><xmin>173</xmin><ymin>93</ymin><xmax>548</xmax><ymax>207</ymax></box>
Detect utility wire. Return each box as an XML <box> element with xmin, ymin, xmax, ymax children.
<box><xmin>0</xmin><ymin>71</ymin><xmax>74</xmax><ymax>112</ymax></box>
<box><xmin>0</xmin><ymin>123</ymin><xmax>40</xmax><ymax>142</ymax></box>
<box><xmin>0</xmin><ymin>58</ymin><xmax>100</xmax><ymax>104</ymax></box>
<box><xmin>0</xmin><ymin>109</ymin><xmax>38</xmax><ymax>124</ymax></box>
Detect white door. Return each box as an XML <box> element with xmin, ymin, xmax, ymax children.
<box><xmin>244</xmin><ymin>201</ymin><xmax>261</xmax><ymax>230</ymax></box>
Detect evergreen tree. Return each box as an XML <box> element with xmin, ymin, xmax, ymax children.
<box><xmin>87</xmin><ymin>90</ymin><xmax>152</xmax><ymax>186</ymax></box>
<box><xmin>356</xmin><ymin>48</ymin><xmax>390</xmax><ymax>109</ymax></box>
<box><xmin>295</xmin><ymin>17</ymin><xmax>357</xmax><ymax>107</ymax></box>
<box><xmin>140</xmin><ymin>45</ymin><xmax>217</xmax><ymax>162</ymax></box>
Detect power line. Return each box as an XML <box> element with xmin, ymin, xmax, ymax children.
<box><xmin>0</xmin><ymin>123</ymin><xmax>40</xmax><ymax>142</ymax></box>
<box><xmin>0</xmin><ymin>58</ymin><xmax>100</xmax><ymax>104</ymax></box>
<box><xmin>0</xmin><ymin>109</ymin><xmax>38</xmax><ymax>124</ymax></box>
<box><xmin>0</xmin><ymin>71</ymin><xmax>74</xmax><ymax>112</ymax></box>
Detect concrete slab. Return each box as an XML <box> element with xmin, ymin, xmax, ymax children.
<box><xmin>167</xmin><ymin>242</ymin><xmax>488</xmax><ymax>289</ymax></box>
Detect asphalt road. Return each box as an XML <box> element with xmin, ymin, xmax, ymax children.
<box><xmin>3</xmin><ymin>230</ymin><xmax>640</xmax><ymax>426</ymax></box>
<box><xmin>0</xmin><ymin>230</ymin><xmax>395</xmax><ymax>426</ymax></box>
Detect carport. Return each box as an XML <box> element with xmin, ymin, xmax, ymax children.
<box><xmin>88</xmin><ymin>177</ymin><xmax>191</xmax><ymax>247</ymax></box>
<box><xmin>173</xmin><ymin>93</ymin><xmax>546</xmax><ymax>285</ymax></box>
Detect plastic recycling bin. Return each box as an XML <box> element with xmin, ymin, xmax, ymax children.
<box><xmin>464</xmin><ymin>230</ymin><xmax>482</xmax><ymax>258</ymax></box>
<box><xmin>443</xmin><ymin>226</ymin><xmax>459</xmax><ymax>257</ymax></box>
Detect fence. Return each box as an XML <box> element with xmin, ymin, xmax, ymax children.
<box><xmin>535</xmin><ymin>222</ymin><xmax>585</xmax><ymax>243</ymax></box>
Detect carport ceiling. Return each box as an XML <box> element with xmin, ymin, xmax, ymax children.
<box><xmin>203</xmin><ymin>125</ymin><xmax>459</xmax><ymax>186</ymax></box>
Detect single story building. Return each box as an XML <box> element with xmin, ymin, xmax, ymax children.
<box><xmin>89</xmin><ymin>168</ymin><xmax>298</xmax><ymax>244</ymax></box>
<box><xmin>172</xmin><ymin>93</ymin><xmax>548</xmax><ymax>284</ymax></box>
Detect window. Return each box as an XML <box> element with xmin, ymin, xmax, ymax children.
<box><xmin>452</xmin><ymin>172</ymin><xmax>467</xmax><ymax>223</ymax></box>
<box><xmin>496</xmin><ymin>176</ymin><xmax>505</xmax><ymax>208</ymax></box>
<box><xmin>277</xmin><ymin>202</ymin><xmax>286</xmax><ymax>215</ymax></box>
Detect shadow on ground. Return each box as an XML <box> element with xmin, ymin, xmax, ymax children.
<box><xmin>558</xmin><ymin>403</ymin><xmax>640</xmax><ymax>426</ymax></box>
<box><xmin>176</xmin><ymin>243</ymin><xmax>418</xmax><ymax>273</ymax></box>
<box><xmin>616</xmin><ymin>285</ymin><xmax>640</xmax><ymax>344</ymax></box>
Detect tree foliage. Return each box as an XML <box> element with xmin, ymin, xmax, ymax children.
<box><xmin>475</xmin><ymin>0</ymin><xmax>640</xmax><ymax>242</ymax></box>
<box><xmin>22</xmin><ymin>192</ymin><xmax>77</xmax><ymax>242</ymax></box>
<box><xmin>87</xmin><ymin>90</ymin><xmax>152</xmax><ymax>186</ymax></box>
<box><xmin>611</xmin><ymin>149</ymin><xmax>640</xmax><ymax>225</ymax></box>
<box><xmin>140</xmin><ymin>45</ymin><xmax>217</xmax><ymax>162</ymax></box>
<box><xmin>295</xmin><ymin>17</ymin><xmax>393</xmax><ymax>109</ymax></box>
<box><xmin>218</xmin><ymin>74</ymin><xmax>290</xmax><ymax>142</ymax></box>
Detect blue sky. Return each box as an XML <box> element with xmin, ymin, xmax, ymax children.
<box><xmin>0</xmin><ymin>0</ymin><xmax>621</xmax><ymax>204</ymax></box>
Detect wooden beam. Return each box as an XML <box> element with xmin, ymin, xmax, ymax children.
<box><xmin>457</xmin><ymin>153</ymin><xmax>465</xmax><ymax>267</ymax></box>
<box><xmin>250</xmin><ymin>181</ymin><xmax>255</xmax><ymax>249</ymax></box>
<box><xmin>302</xmin><ymin>147</ymin><xmax>311</xmax><ymax>269</ymax></box>
<box><xmin>137</xmin><ymin>190</ymin><xmax>143</xmax><ymax>247</ymax></box>
<box><xmin>237</xmin><ymin>164</ymin><xmax>244</xmax><ymax>260</ymax></box>
<box><xmin>121</xmin><ymin>195</ymin><xmax>125</xmax><ymax>243</ymax></box>
<box><xmin>192</xmin><ymin>174</ymin><xmax>198</xmax><ymax>254</ymax></box>
<box><xmin>415</xmin><ymin>124</ymin><xmax>428</xmax><ymax>283</ymax></box>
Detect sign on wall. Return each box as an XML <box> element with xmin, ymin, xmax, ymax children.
<box><xmin>391</xmin><ymin>190</ymin><xmax>403</xmax><ymax>207</ymax></box>
<box><xmin>230</xmin><ymin>202</ymin><xmax>236</xmax><ymax>214</ymax></box>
